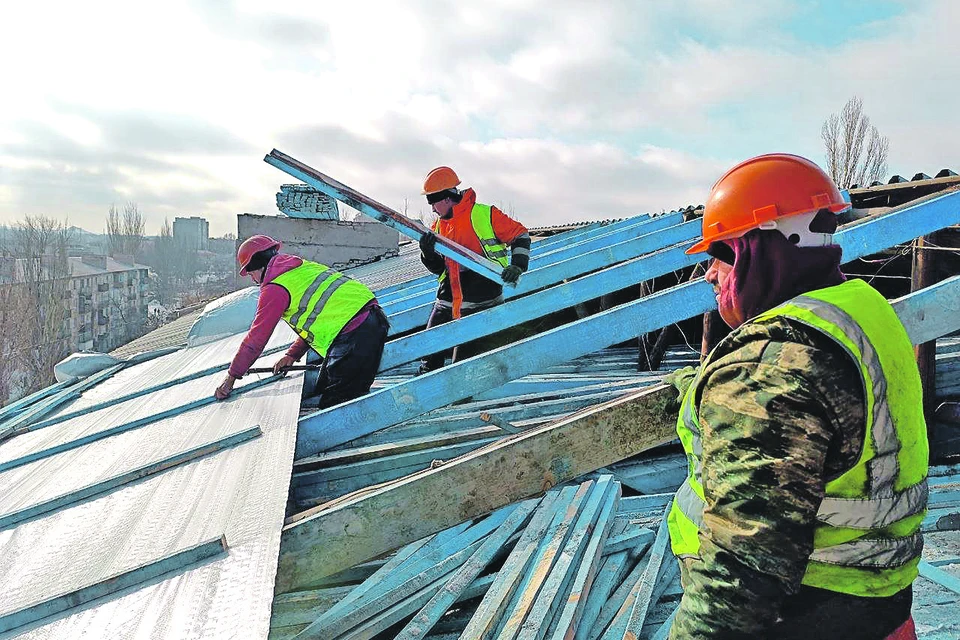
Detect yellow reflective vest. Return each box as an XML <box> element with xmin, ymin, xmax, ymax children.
<box><xmin>270</xmin><ymin>260</ymin><xmax>374</xmax><ymax>358</ymax></box>
<box><xmin>435</xmin><ymin>203</ymin><xmax>510</xmax><ymax>285</ymax></box>
<box><xmin>667</xmin><ymin>279</ymin><xmax>928</xmax><ymax>597</ymax></box>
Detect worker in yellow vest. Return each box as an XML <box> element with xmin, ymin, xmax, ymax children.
<box><xmin>214</xmin><ymin>235</ymin><xmax>389</xmax><ymax>409</ymax></box>
<box><xmin>666</xmin><ymin>154</ymin><xmax>926</xmax><ymax>639</ymax></box>
<box><xmin>417</xmin><ymin>166</ymin><xmax>531</xmax><ymax>373</ymax></box>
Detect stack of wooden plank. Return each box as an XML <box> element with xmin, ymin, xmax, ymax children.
<box><xmin>270</xmin><ymin>476</ymin><xmax>682</xmax><ymax>640</ymax></box>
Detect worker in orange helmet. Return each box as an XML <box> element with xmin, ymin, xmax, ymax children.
<box><xmin>214</xmin><ymin>235</ymin><xmax>388</xmax><ymax>409</ymax></box>
<box><xmin>417</xmin><ymin>166</ymin><xmax>532</xmax><ymax>374</ymax></box>
<box><xmin>666</xmin><ymin>154</ymin><xmax>926</xmax><ymax>639</ymax></box>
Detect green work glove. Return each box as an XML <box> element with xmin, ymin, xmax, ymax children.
<box><xmin>501</xmin><ymin>264</ymin><xmax>524</xmax><ymax>284</ymax></box>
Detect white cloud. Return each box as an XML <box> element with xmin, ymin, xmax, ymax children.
<box><xmin>0</xmin><ymin>0</ymin><xmax>956</xmax><ymax>235</ymax></box>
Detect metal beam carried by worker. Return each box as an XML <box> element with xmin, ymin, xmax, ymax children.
<box><xmin>263</xmin><ymin>150</ymin><xmax>505</xmax><ymax>284</ymax></box>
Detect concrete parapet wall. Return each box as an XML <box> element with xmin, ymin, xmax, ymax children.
<box><xmin>237</xmin><ymin>214</ymin><xmax>399</xmax><ymax>269</ymax></box>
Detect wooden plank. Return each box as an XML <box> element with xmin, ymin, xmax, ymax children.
<box><xmin>335</xmin><ymin>573</ymin><xmax>497</xmax><ymax>640</ymax></box>
<box><xmin>292</xmin><ymin>426</ymin><xmax>503</xmax><ymax>472</ymax></box>
<box><xmin>382</xmin><ymin>218</ymin><xmax>700</xmax><ymax>336</ymax></box>
<box><xmin>312</xmin><ymin>531</ymin><xmax>448</xmax><ymax>619</ymax></box>
<box><xmin>379</xmin><ymin>237</ymin><xmax>704</xmax><ymax>370</ymax></box>
<box><xmin>603</xmin><ymin>529</ymin><xmax>655</xmax><ymax>556</ymax></box>
<box><xmin>0</xmin><ymin>535</ymin><xmax>228</xmax><ymax>633</ymax></box>
<box><xmin>894</xmin><ymin>274</ymin><xmax>960</xmax><ymax>346</ymax></box>
<box><xmin>298</xmin><ymin>507</ymin><xmax>516</xmax><ymax>636</ymax></box>
<box><xmin>292</xmin><ymin>437</ymin><xmax>498</xmax><ymax>484</ymax></box>
<box><xmin>278</xmin><ymin>383</ymin><xmax>677</xmax><ymax>593</ymax></box>
<box><xmin>650</xmin><ymin>605</ymin><xmax>679</xmax><ymax>640</ymax></box>
<box><xmin>393</xmin><ymin>499</ymin><xmax>541</xmax><ymax>640</ymax></box>
<box><xmin>622</xmin><ymin>505</ymin><xmax>675</xmax><ymax>638</ymax></box>
<box><xmin>296</xmin><ymin>280</ymin><xmax>715</xmax><ymax>459</ymax></box>
<box><xmin>547</xmin><ymin>478</ymin><xmax>622</xmax><ymax>640</ymax></box>
<box><xmin>299</xmin><ymin>539</ymin><xmax>484</xmax><ymax>638</ymax></box>
<box><xmin>0</xmin><ymin>374</ymin><xmax>285</xmax><ymax>473</ymax></box>
<box><xmin>588</xmin><ymin>548</ymin><xmax>650</xmax><ymax>640</ymax></box>
<box><xmin>460</xmin><ymin>491</ymin><xmax>567</xmax><ymax>640</ymax></box>
<box><xmin>497</xmin><ymin>482</ymin><xmax>594</xmax><ymax>639</ymax></box>
<box><xmin>264</xmin><ymin>149</ymin><xmax>504</xmax><ymax>283</ymax></box>
<box><xmin>0</xmin><ymin>426</ymin><xmax>263</xmax><ymax>529</ymax></box>
<box><xmin>278</xmin><ymin>274</ymin><xmax>960</xmax><ymax>592</ymax></box>
<box><xmin>480</xmin><ymin>413</ymin><xmax>524</xmax><ymax>434</ymax></box>
<box><xmin>524</xmin><ymin>479</ymin><xmax>619</xmax><ymax>640</ymax></box>
<box><xmin>298</xmin><ymin>260</ymin><xmax>960</xmax><ymax>460</ymax></box>
<box><xmin>377</xmin><ymin>215</ymin><xmax>677</xmax><ymax>315</ymax></box>
<box><xmin>270</xmin><ymin>585</ymin><xmax>355</xmax><ymax>629</ymax></box>
<box><xmin>918</xmin><ymin>560</ymin><xmax>960</xmax><ymax>596</ymax></box>
<box><xmin>575</xmin><ymin>530</ymin><xmax>649</xmax><ymax>640</ymax></box>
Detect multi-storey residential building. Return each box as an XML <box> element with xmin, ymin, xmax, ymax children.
<box><xmin>173</xmin><ymin>216</ymin><xmax>209</xmax><ymax>251</ymax></box>
<box><xmin>67</xmin><ymin>255</ymin><xmax>151</xmax><ymax>352</ymax></box>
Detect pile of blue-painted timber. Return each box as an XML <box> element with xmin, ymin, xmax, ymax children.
<box><xmin>270</xmin><ymin>462</ymin><xmax>960</xmax><ymax>640</ymax></box>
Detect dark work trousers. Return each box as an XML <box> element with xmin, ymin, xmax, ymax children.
<box><xmin>309</xmin><ymin>305</ymin><xmax>390</xmax><ymax>410</ymax></box>
<box><xmin>419</xmin><ymin>300</ymin><xmax>524</xmax><ymax>374</ymax></box>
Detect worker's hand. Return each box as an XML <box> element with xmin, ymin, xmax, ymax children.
<box><xmin>273</xmin><ymin>355</ymin><xmax>296</xmax><ymax>376</ymax></box>
<box><xmin>501</xmin><ymin>264</ymin><xmax>524</xmax><ymax>284</ymax></box>
<box><xmin>419</xmin><ymin>232</ymin><xmax>438</xmax><ymax>256</ymax></box>
<box><xmin>214</xmin><ymin>374</ymin><xmax>237</xmax><ymax>401</ymax></box>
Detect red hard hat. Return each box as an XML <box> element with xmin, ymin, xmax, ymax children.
<box><xmin>687</xmin><ymin>153</ymin><xmax>850</xmax><ymax>254</ymax></box>
<box><xmin>237</xmin><ymin>235</ymin><xmax>281</xmax><ymax>275</ymax></box>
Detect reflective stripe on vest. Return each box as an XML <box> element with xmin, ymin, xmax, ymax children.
<box><xmin>435</xmin><ymin>203</ymin><xmax>510</xmax><ymax>284</ymax></box>
<box><xmin>668</xmin><ymin>279</ymin><xmax>928</xmax><ymax>597</ymax></box>
<box><xmin>270</xmin><ymin>260</ymin><xmax>375</xmax><ymax>358</ymax></box>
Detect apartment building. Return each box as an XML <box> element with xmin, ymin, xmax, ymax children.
<box><xmin>67</xmin><ymin>255</ymin><xmax>150</xmax><ymax>352</ymax></box>
<box><xmin>173</xmin><ymin>216</ymin><xmax>210</xmax><ymax>251</ymax></box>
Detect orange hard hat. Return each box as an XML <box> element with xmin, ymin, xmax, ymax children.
<box><xmin>687</xmin><ymin>153</ymin><xmax>850</xmax><ymax>255</ymax></box>
<box><xmin>237</xmin><ymin>234</ymin><xmax>281</xmax><ymax>275</ymax></box>
<box><xmin>422</xmin><ymin>166</ymin><xmax>461</xmax><ymax>195</ymax></box>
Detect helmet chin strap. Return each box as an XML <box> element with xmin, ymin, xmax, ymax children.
<box><xmin>757</xmin><ymin>211</ymin><xmax>834</xmax><ymax>248</ymax></box>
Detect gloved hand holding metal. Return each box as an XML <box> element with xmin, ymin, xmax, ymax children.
<box><xmin>501</xmin><ymin>264</ymin><xmax>524</xmax><ymax>284</ymax></box>
<box><xmin>419</xmin><ymin>232</ymin><xmax>438</xmax><ymax>256</ymax></box>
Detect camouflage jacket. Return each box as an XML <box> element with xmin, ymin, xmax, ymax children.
<box><xmin>667</xmin><ymin>316</ymin><xmax>912</xmax><ymax>639</ymax></box>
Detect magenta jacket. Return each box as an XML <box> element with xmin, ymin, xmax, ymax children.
<box><xmin>228</xmin><ymin>254</ymin><xmax>374</xmax><ymax>377</ymax></box>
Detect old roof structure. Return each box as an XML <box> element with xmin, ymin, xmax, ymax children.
<box><xmin>2</xmin><ymin>163</ymin><xmax>960</xmax><ymax>638</ymax></box>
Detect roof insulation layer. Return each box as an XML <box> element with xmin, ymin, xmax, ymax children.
<box><xmin>0</xmin><ymin>327</ymin><xmax>304</xmax><ymax>639</ymax></box>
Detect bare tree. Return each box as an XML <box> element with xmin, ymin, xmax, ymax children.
<box><xmin>105</xmin><ymin>202</ymin><xmax>146</xmax><ymax>259</ymax></box>
<box><xmin>1</xmin><ymin>216</ymin><xmax>74</xmax><ymax>399</ymax></box>
<box><xmin>821</xmin><ymin>96</ymin><xmax>890</xmax><ymax>188</ymax></box>
<box><xmin>150</xmin><ymin>218</ymin><xmax>177</xmax><ymax>306</ymax></box>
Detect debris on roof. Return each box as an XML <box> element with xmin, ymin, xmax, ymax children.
<box><xmin>4</xmin><ymin>155</ymin><xmax>960</xmax><ymax>638</ymax></box>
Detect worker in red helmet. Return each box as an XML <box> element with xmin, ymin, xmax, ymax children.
<box><xmin>665</xmin><ymin>154</ymin><xmax>926</xmax><ymax>640</ymax></box>
<box><xmin>214</xmin><ymin>235</ymin><xmax>388</xmax><ymax>408</ymax></box>
<box><xmin>417</xmin><ymin>166</ymin><xmax>532</xmax><ymax>374</ymax></box>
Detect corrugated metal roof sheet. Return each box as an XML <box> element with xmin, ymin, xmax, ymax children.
<box><xmin>109</xmin><ymin>310</ymin><xmax>203</xmax><ymax>359</ymax></box>
<box><xmin>0</xmin><ymin>327</ymin><xmax>303</xmax><ymax>638</ymax></box>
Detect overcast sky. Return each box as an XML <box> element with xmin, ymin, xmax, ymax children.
<box><xmin>1</xmin><ymin>0</ymin><xmax>957</xmax><ymax>237</ymax></box>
